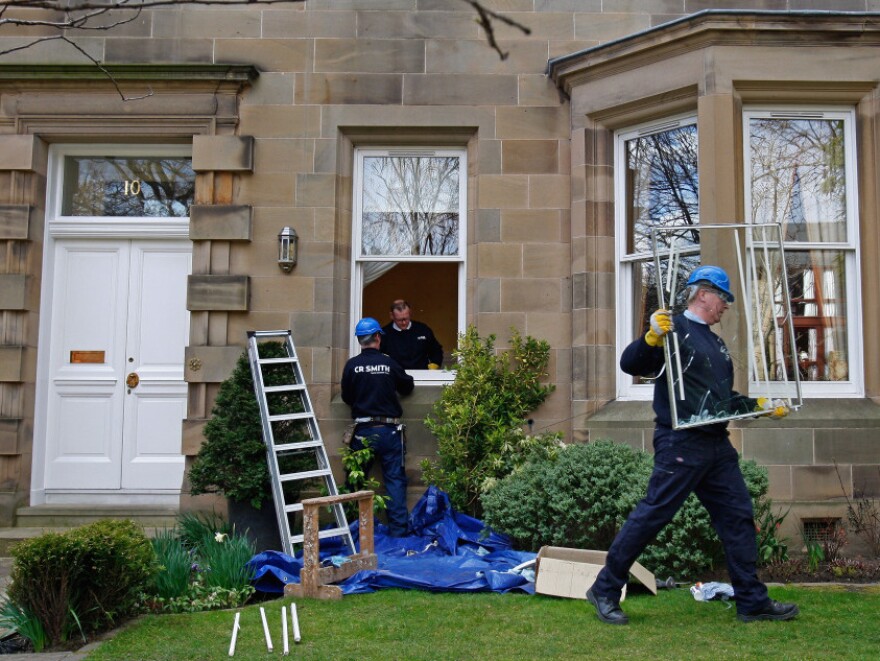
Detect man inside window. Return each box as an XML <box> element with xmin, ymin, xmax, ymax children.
<box><xmin>380</xmin><ymin>299</ymin><xmax>443</xmax><ymax>370</ymax></box>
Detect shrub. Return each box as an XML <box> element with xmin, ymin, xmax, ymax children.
<box><xmin>8</xmin><ymin>520</ymin><xmax>157</xmax><ymax>647</ymax></box>
<box><xmin>482</xmin><ymin>441</ymin><xmax>647</xmax><ymax>552</ymax></box>
<box><xmin>188</xmin><ymin>342</ymin><xmax>312</xmax><ymax>509</ymax></box>
<box><xmin>421</xmin><ymin>326</ymin><xmax>561</xmax><ymax>517</ymax></box>
<box><xmin>188</xmin><ymin>344</ymin><xmax>280</xmax><ymax>508</ymax></box>
<box><xmin>482</xmin><ymin>441</ymin><xmax>771</xmax><ymax>580</ymax></box>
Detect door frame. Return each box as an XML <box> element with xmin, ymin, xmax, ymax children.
<box><xmin>31</xmin><ymin>144</ymin><xmax>193</xmax><ymax>506</ymax></box>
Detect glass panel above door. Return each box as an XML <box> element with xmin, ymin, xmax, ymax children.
<box><xmin>61</xmin><ymin>156</ymin><xmax>195</xmax><ymax>218</ymax></box>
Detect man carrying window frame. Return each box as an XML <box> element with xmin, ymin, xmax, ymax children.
<box><xmin>587</xmin><ymin>265</ymin><xmax>797</xmax><ymax>625</ymax></box>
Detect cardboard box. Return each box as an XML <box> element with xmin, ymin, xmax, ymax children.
<box><xmin>534</xmin><ymin>546</ymin><xmax>657</xmax><ymax>600</ymax></box>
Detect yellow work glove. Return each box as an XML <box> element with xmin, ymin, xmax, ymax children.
<box><xmin>756</xmin><ymin>397</ymin><xmax>789</xmax><ymax>419</ymax></box>
<box><xmin>645</xmin><ymin>309</ymin><xmax>673</xmax><ymax>347</ymax></box>
<box><xmin>428</xmin><ymin>362</ymin><xmax>440</xmax><ymax>370</ymax></box>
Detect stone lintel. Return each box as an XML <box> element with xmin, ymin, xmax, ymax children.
<box><xmin>0</xmin><ymin>275</ymin><xmax>27</xmax><ymax>310</ymax></box>
<box><xmin>192</xmin><ymin>136</ymin><xmax>254</xmax><ymax>172</ymax></box>
<box><xmin>189</xmin><ymin>205</ymin><xmax>253</xmax><ymax>241</ymax></box>
<box><xmin>0</xmin><ymin>206</ymin><xmax>32</xmax><ymax>240</ymax></box>
<box><xmin>187</xmin><ymin>275</ymin><xmax>249</xmax><ymax>311</ymax></box>
<box><xmin>0</xmin><ymin>136</ymin><xmax>38</xmax><ymax>171</ymax></box>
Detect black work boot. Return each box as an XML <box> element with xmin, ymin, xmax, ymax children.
<box><xmin>586</xmin><ymin>587</ymin><xmax>629</xmax><ymax>625</ymax></box>
<box><xmin>737</xmin><ymin>600</ymin><xmax>800</xmax><ymax>623</ymax></box>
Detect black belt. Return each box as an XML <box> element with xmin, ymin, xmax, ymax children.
<box><xmin>355</xmin><ymin>416</ymin><xmax>400</xmax><ymax>425</ymax></box>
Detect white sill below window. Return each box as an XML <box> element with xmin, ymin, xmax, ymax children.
<box><xmin>410</xmin><ymin>369</ymin><xmax>456</xmax><ymax>386</ymax></box>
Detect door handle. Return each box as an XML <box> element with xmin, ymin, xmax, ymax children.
<box><xmin>126</xmin><ymin>372</ymin><xmax>140</xmax><ymax>389</ymax></box>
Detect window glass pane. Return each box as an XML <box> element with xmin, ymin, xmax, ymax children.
<box><xmin>624</xmin><ymin>123</ymin><xmax>699</xmax><ymax>257</ymax></box>
<box><xmin>749</xmin><ymin>118</ymin><xmax>847</xmax><ymax>242</ymax></box>
<box><xmin>62</xmin><ymin>156</ymin><xmax>194</xmax><ymax>217</ymax></box>
<box><xmin>781</xmin><ymin>249</ymin><xmax>849</xmax><ymax>382</ymax></box>
<box><xmin>361</xmin><ymin>156</ymin><xmax>460</xmax><ymax>257</ymax></box>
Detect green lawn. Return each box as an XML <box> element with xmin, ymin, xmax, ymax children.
<box><xmin>88</xmin><ymin>585</ymin><xmax>880</xmax><ymax>660</ymax></box>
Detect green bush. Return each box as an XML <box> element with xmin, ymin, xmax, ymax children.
<box><xmin>8</xmin><ymin>520</ymin><xmax>156</xmax><ymax>647</ymax></box>
<box><xmin>482</xmin><ymin>441</ymin><xmax>771</xmax><ymax>580</ymax></box>
<box><xmin>188</xmin><ymin>342</ymin><xmax>312</xmax><ymax>509</ymax></box>
<box><xmin>421</xmin><ymin>326</ymin><xmax>561</xmax><ymax>517</ymax></box>
<box><xmin>188</xmin><ymin>344</ymin><xmax>280</xmax><ymax>508</ymax></box>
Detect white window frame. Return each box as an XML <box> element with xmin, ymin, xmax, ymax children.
<box><xmin>614</xmin><ymin>114</ymin><xmax>698</xmax><ymax>401</ymax></box>
<box><xmin>743</xmin><ymin>106</ymin><xmax>863</xmax><ymax>397</ymax></box>
<box><xmin>351</xmin><ymin>147</ymin><xmax>467</xmax><ymax>385</ymax></box>
<box><xmin>45</xmin><ymin>144</ymin><xmax>193</xmax><ymax>239</ymax></box>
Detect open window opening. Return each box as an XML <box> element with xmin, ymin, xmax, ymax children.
<box><xmin>352</xmin><ymin>148</ymin><xmax>466</xmax><ymax>384</ymax></box>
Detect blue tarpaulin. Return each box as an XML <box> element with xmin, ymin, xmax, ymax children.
<box><xmin>247</xmin><ymin>486</ymin><xmax>536</xmax><ymax>595</ymax></box>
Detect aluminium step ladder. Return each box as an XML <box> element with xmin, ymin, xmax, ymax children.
<box><xmin>247</xmin><ymin>330</ymin><xmax>356</xmax><ymax>557</ymax></box>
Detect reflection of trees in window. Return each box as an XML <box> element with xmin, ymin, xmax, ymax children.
<box><xmin>749</xmin><ymin>115</ymin><xmax>852</xmax><ymax>383</ymax></box>
<box><xmin>626</xmin><ymin>124</ymin><xmax>699</xmax><ymax>256</ymax></box>
<box><xmin>749</xmin><ymin>118</ymin><xmax>846</xmax><ymax>242</ymax></box>
<box><xmin>623</xmin><ymin>122</ymin><xmax>699</xmax><ymax>369</ymax></box>
<box><xmin>64</xmin><ymin>157</ymin><xmax>194</xmax><ymax>217</ymax></box>
<box><xmin>361</xmin><ymin>156</ymin><xmax>459</xmax><ymax>256</ymax></box>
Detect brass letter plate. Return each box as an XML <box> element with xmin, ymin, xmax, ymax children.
<box><xmin>70</xmin><ymin>350</ymin><xmax>105</xmax><ymax>364</ymax></box>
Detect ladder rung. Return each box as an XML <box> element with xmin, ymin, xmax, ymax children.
<box><xmin>259</xmin><ymin>357</ymin><xmax>296</xmax><ymax>365</ymax></box>
<box><xmin>289</xmin><ymin>527</ymin><xmax>350</xmax><ymax>545</ymax></box>
<box><xmin>274</xmin><ymin>440</ymin><xmax>324</xmax><ymax>452</ymax></box>
<box><xmin>248</xmin><ymin>329</ymin><xmax>353</xmax><ymax>558</ymax></box>
<box><xmin>249</xmin><ymin>330</ymin><xmax>291</xmax><ymax>338</ymax></box>
<box><xmin>281</xmin><ymin>468</ymin><xmax>332</xmax><ymax>481</ymax></box>
<box><xmin>268</xmin><ymin>412</ymin><xmax>313</xmax><ymax>422</ymax></box>
<box><xmin>264</xmin><ymin>384</ymin><xmax>305</xmax><ymax>393</ymax></box>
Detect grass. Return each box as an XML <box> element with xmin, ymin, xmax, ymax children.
<box><xmin>87</xmin><ymin>584</ymin><xmax>880</xmax><ymax>660</ymax></box>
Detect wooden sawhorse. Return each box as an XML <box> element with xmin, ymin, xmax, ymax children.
<box><xmin>283</xmin><ymin>490</ymin><xmax>378</xmax><ymax>600</ymax></box>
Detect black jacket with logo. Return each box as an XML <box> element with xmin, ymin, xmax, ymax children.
<box><xmin>341</xmin><ymin>348</ymin><xmax>414</xmax><ymax>419</ymax></box>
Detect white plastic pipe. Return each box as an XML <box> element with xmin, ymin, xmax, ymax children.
<box><xmin>260</xmin><ymin>606</ymin><xmax>273</xmax><ymax>652</ymax></box>
<box><xmin>291</xmin><ymin>603</ymin><xmax>302</xmax><ymax>643</ymax></box>
<box><xmin>229</xmin><ymin>612</ymin><xmax>240</xmax><ymax>657</ymax></box>
<box><xmin>282</xmin><ymin>606</ymin><xmax>289</xmax><ymax>656</ymax></box>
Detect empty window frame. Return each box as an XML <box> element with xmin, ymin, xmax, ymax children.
<box><xmin>615</xmin><ymin>115</ymin><xmax>699</xmax><ymax>399</ymax></box>
<box><xmin>651</xmin><ymin>223</ymin><xmax>803</xmax><ymax>430</ymax></box>
<box><xmin>352</xmin><ymin>148</ymin><xmax>466</xmax><ymax>383</ymax></box>
<box><xmin>744</xmin><ymin>108</ymin><xmax>862</xmax><ymax>396</ymax></box>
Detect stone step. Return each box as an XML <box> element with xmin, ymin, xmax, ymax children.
<box><xmin>0</xmin><ymin>506</ymin><xmax>180</xmax><ymax>556</ymax></box>
<box><xmin>14</xmin><ymin>505</ymin><xmax>179</xmax><ymax>529</ymax></box>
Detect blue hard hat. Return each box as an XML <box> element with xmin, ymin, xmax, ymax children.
<box><xmin>354</xmin><ymin>317</ymin><xmax>384</xmax><ymax>337</ymax></box>
<box><xmin>686</xmin><ymin>265</ymin><xmax>735</xmax><ymax>302</ymax></box>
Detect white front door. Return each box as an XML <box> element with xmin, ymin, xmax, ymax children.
<box><xmin>43</xmin><ymin>238</ymin><xmax>190</xmax><ymax>493</ymax></box>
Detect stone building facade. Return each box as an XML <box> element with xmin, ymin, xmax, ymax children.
<box><xmin>0</xmin><ymin>1</ymin><xmax>878</xmax><ymax>549</ymax></box>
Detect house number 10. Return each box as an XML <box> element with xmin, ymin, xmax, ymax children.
<box><xmin>124</xmin><ymin>179</ymin><xmax>141</xmax><ymax>196</ymax></box>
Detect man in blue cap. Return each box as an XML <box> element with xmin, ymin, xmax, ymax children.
<box><xmin>586</xmin><ymin>265</ymin><xmax>797</xmax><ymax>625</ymax></box>
<box><xmin>341</xmin><ymin>317</ymin><xmax>414</xmax><ymax>537</ymax></box>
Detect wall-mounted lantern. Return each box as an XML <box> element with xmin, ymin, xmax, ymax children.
<box><xmin>278</xmin><ymin>226</ymin><xmax>298</xmax><ymax>273</ymax></box>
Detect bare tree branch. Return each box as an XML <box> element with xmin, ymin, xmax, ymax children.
<box><xmin>461</xmin><ymin>0</ymin><xmax>531</xmax><ymax>60</ymax></box>
<box><xmin>0</xmin><ymin>0</ymin><xmax>531</xmax><ymax>100</ymax></box>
